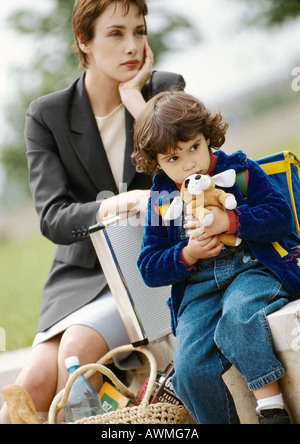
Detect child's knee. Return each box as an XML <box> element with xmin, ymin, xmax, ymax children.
<box><xmin>173</xmin><ymin>350</ymin><xmax>220</xmax><ymax>390</ymax></box>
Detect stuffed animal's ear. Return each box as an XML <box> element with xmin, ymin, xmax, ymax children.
<box><xmin>164</xmin><ymin>196</ymin><xmax>183</xmax><ymax>221</ymax></box>
<box><xmin>212</xmin><ymin>169</ymin><xmax>236</xmax><ymax>188</ymax></box>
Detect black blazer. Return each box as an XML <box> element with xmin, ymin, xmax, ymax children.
<box><xmin>25</xmin><ymin>71</ymin><xmax>185</xmax><ymax>332</ymax></box>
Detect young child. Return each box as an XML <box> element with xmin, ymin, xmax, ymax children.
<box><xmin>133</xmin><ymin>91</ymin><xmax>297</xmax><ymax>424</ymax></box>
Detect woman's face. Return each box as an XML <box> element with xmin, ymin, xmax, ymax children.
<box><xmin>80</xmin><ymin>2</ymin><xmax>147</xmax><ymax>83</ymax></box>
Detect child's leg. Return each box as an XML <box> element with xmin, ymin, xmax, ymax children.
<box><xmin>254</xmin><ymin>381</ymin><xmax>281</xmax><ymax>400</ymax></box>
<box><xmin>172</xmin><ymin>280</ymin><xmax>240</xmax><ymax>424</ymax></box>
<box><xmin>214</xmin><ymin>260</ymin><xmax>289</xmax><ymax>415</ymax></box>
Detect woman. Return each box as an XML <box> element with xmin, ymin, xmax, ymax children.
<box><xmin>1</xmin><ymin>0</ymin><xmax>184</xmax><ymax>423</ymax></box>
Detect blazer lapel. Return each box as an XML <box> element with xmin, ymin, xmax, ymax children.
<box><xmin>68</xmin><ymin>74</ymin><xmax>118</xmax><ymax>194</ymax></box>
<box><xmin>123</xmin><ymin>110</ymin><xmax>136</xmax><ymax>189</ymax></box>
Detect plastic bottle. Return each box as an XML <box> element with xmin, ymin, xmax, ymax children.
<box><xmin>64</xmin><ymin>356</ymin><xmax>102</xmax><ymax>423</ymax></box>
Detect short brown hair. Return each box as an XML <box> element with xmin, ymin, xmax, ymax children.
<box><xmin>72</xmin><ymin>0</ymin><xmax>148</xmax><ymax>68</ymax></box>
<box><xmin>133</xmin><ymin>91</ymin><xmax>229</xmax><ymax>175</ymax></box>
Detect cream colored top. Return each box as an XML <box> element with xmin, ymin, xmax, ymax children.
<box><xmin>95</xmin><ymin>104</ymin><xmax>126</xmax><ymax>188</ymax></box>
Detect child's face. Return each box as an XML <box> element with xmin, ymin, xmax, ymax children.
<box><xmin>157</xmin><ymin>133</ymin><xmax>211</xmax><ymax>184</ymax></box>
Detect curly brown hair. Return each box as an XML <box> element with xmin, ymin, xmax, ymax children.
<box><xmin>133</xmin><ymin>91</ymin><xmax>228</xmax><ymax>175</ymax></box>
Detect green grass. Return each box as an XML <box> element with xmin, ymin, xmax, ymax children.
<box><xmin>0</xmin><ymin>234</ymin><xmax>55</xmax><ymax>351</ymax></box>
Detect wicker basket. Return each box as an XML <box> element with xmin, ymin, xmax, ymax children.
<box><xmin>48</xmin><ymin>345</ymin><xmax>187</xmax><ymax>424</ymax></box>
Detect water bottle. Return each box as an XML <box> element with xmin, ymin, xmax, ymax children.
<box><xmin>64</xmin><ymin>356</ymin><xmax>102</xmax><ymax>423</ymax></box>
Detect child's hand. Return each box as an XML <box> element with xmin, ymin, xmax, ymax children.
<box><xmin>181</xmin><ymin>235</ymin><xmax>224</xmax><ymax>265</ymax></box>
<box><xmin>202</xmin><ymin>206</ymin><xmax>230</xmax><ymax>238</ymax></box>
<box><xmin>184</xmin><ymin>207</ymin><xmax>230</xmax><ymax>240</ymax></box>
<box><xmin>184</xmin><ymin>215</ymin><xmax>204</xmax><ymax>239</ymax></box>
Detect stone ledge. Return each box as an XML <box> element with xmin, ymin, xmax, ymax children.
<box><xmin>0</xmin><ymin>348</ymin><xmax>31</xmax><ymax>408</ymax></box>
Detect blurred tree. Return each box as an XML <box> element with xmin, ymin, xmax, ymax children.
<box><xmin>238</xmin><ymin>0</ymin><xmax>300</xmax><ymax>27</ymax></box>
<box><xmin>0</xmin><ymin>0</ymin><xmax>199</xmax><ymax>200</ymax></box>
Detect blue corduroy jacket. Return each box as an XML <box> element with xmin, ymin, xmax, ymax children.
<box><xmin>138</xmin><ymin>150</ymin><xmax>300</xmax><ymax>334</ymax></box>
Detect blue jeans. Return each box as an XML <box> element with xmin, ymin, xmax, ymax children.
<box><xmin>172</xmin><ymin>244</ymin><xmax>289</xmax><ymax>424</ymax></box>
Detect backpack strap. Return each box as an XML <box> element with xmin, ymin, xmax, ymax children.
<box><xmin>236</xmin><ymin>169</ymin><xmax>249</xmax><ymax>198</ymax></box>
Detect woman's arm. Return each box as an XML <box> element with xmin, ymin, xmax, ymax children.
<box><xmin>26</xmin><ymin>102</ymin><xmax>101</xmax><ymax>246</ymax></box>
<box><xmin>118</xmin><ymin>41</ymin><xmax>154</xmax><ymax>119</ymax></box>
<box><xmin>26</xmin><ymin>100</ymin><xmax>150</xmax><ymax>245</ymax></box>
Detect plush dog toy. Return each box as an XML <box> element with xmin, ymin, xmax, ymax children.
<box><xmin>164</xmin><ymin>169</ymin><xmax>242</xmax><ymax>247</ymax></box>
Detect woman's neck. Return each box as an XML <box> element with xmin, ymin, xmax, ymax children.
<box><xmin>84</xmin><ymin>69</ymin><xmax>122</xmax><ymax>117</ymax></box>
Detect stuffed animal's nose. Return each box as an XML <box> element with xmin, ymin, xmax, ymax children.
<box><xmin>195</xmin><ymin>175</ymin><xmax>202</xmax><ymax>180</ymax></box>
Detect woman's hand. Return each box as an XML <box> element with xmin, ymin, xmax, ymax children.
<box><xmin>118</xmin><ymin>41</ymin><xmax>154</xmax><ymax>118</ymax></box>
<box><xmin>97</xmin><ymin>189</ymin><xmax>150</xmax><ymax>222</ymax></box>
<box><xmin>119</xmin><ymin>41</ymin><xmax>154</xmax><ymax>93</ymax></box>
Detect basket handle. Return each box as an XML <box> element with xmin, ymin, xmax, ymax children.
<box><xmin>48</xmin><ymin>345</ymin><xmax>157</xmax><ymax>424</ymax></box>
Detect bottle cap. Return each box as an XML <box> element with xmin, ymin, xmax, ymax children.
<box><xmin>65</xmin><ymin>356</ymin><xmax>80</xmax><ymax>369</ymax></box>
